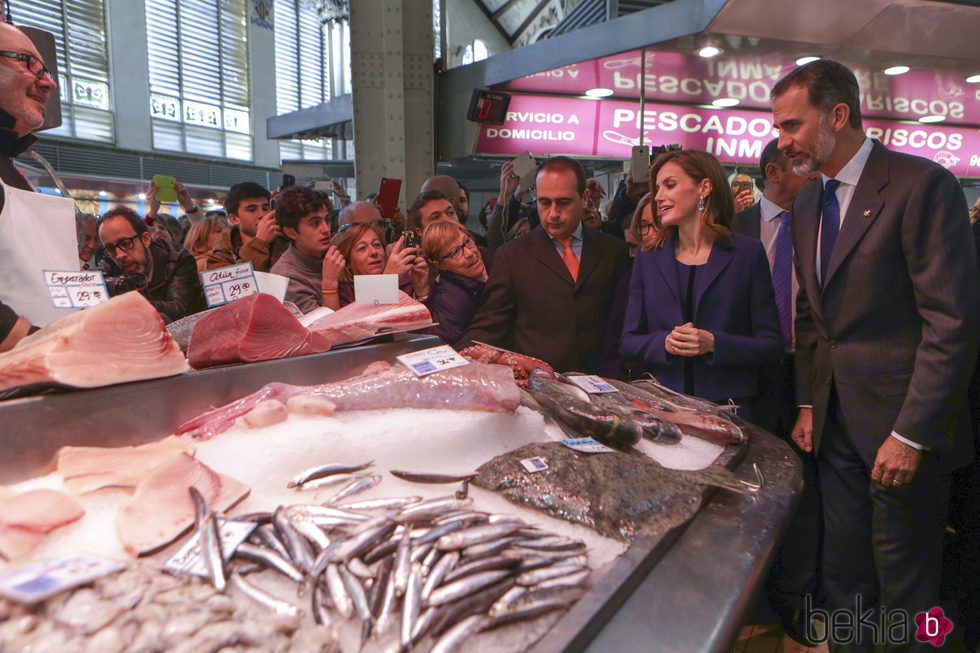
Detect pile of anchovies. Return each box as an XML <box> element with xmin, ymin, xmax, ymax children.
<box><xmin>191</xmin><ymin>461</ymin><xmax>592</xmax><ymax>653</ymax></box>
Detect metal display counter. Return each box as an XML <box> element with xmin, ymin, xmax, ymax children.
<box><xmin>0</xmin><ymin>334</ymin><xmax>803</xmax><ymax>652</ymax></box>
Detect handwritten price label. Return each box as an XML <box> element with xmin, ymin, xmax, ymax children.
<box><xmin>201</xmin><ymin>262</ymin><xmax>259</xmax><ymax>307</ymax></box>
<box><xmin>397</xmin><ymin>345</ymin><xmax>470</xmax><ymax>377</ymax></box>
<box><xmin>44</xmin><ymin>270</ymin><xmax>109</xmax><ymax>309</ymax></box>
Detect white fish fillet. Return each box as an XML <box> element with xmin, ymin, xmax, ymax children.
<box><xmin>0</xmin><ymin>292</ymin><xmax>190</xmax><ymax>393</ymax></box>
<box><xmin>0</xmin><ymin>488</ymin><xmax>85</xmax><ymax>559</ymax></box>
<box><xmin>56</xmin><ymin>436</ymin><xmax>196</xmax><ymax>495</ymax></box>
<box><xmin>115</xmin><ymin>452</ymin><xmax>250</xmax><ymax>556</ymax></box>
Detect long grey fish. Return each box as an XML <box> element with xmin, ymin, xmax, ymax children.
<box><xmin>325</xmin><ymin>563</ymin><xmax>354</xmax><ymax>619</ymax></box>
<box><xmin>435</xmin><ymin>522</ymin><xmax>526</xmax><ymax>552</ymax></box>
<box><xmin>229</xmin><ymin>572</ymin><xmax>303</xmax><ymax>618</ymax></box>
<box><xmin>287</xmin><ymin>460</ymin><xmax>374</xmax><ymax>488</ymax></box>
<box><xmin>393</xmin><ymin>528</ymin><xmax>412</xmax><ymax>597</ymax></box>
<box><xmin>421</xmin><ymin>551</ymin><xmax>460</xmax><ymax>603</ymax></box>
<box><xmin>427</xmin><ymin>569</ymin><xmax>514</xmax><ymax>607</ymax></box>
<box><xmin>337</xmin><ymin>496</ymin><xmax>422</xmax><ymax>511</ymax></box>
<box><xmin>274</xmin><ymin>505</ymin><xmax>313</xmax><ymax>573</ymax></box>
<box><xmin>312</xmin><ymin>580</ymin><xmax>336</xmax><ymax>628</ymax></box>
<box><xmin>328</xmin><ymin>474</ymin><xmax>382</xmax><ymax>504</ymax></box>
<box><xmin>234</xmin><ymin>542</ymin><xmax>304</xmax><ymax>583</ymax></box>
<box><xmin>480</xmin><ymin>598</ymin><xmax>569</xmax><ymax>631</ymax></box>
<box><xmin>331</xmin><ymin>520</ymin><xmax>396</xmax><ymax>563</ymax></box>
<box><xmin>339</xmin><ymin>563</ymin><xmax>372</xmax><ymax>621</ymax></box>
<box><xmin>430</xmin><ymin>614</ymin><xmax>484</xmax><ymax>653</ymax></box>
<box><xmin>443</xmin><ymin>555</ymin><xmax>521</xmax><ymax>585</ymax></box>
<box><xmin>390</xmin><ymin>469</ymin><xmax>478</xmax><ymax>484</ymax></box>
<box><xmin>189</xmin><ymin>487</ymin><xmax>225</xmax><ymax>593</ymax></box>
<box><xmin>401</xmin><ymin>562</ymin><xmax>424</xmax><ymax>647</ymax></box>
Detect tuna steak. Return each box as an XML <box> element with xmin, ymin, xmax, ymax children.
<box><xmin>474</xmin><ymin>442</ymin><xmax>745</xmax><ymax>541</ymax></box>
<box><xmin>177</xmin><ymin>360</ymin><xmax>521</xmax><ymax>439</ymax></box>
<box><xmin>186</xmin><ymin>293</ymin><xmax>331</xmax><ymax>369</ymax></box>
<box><xmin>0</xmin><ymin>292</ymin><xmax>189</xmax><ymax>396</ymax></box>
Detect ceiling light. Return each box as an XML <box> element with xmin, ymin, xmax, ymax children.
<box><xmin>712</xmin><ymin>98</ymin><xmax>739</xmax><ymax>107</ymax></box>
<box><xmin>585</xmin><ymin>88</ymin><xmax>614</xmax><ymax>98</ymax></box>
<box><xmin>98</xmin><ymin>190</ymin><xmax>108</xmax><ymax>198</ymax></box>
<box><xmin>883</xmin><ymin>66</ymin><xmax>910</xmax><ymax>76</ymax></box>
<box><xmin>966</xmin><ymin>74</ymin><xmax>980</xmax><ymax>83</ymax></box>
<box><xmin>698</xmin><ymin>45</ymin><xmax>721</xmax><ymax>58</ymax></box>
<box><xmin>795</xmin><ymin>56</ymin><xmax>820</xmax><ymax>66</ymax></box>
<box><xmin>918</xmin><ymin>115</ymin><xmax>945</xmax><ymax>123</ymax></box>
<box><xmin>137</xmin><ymin>193</ymin><xmax>146</xmax><ymax>200</ymax></box>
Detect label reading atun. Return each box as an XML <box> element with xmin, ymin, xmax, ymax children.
<box><xmin>561</xmin><ymin>437</ymin><xmax>617</xmax><ymax>454</ymax></box>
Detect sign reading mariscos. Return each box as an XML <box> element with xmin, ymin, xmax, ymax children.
<box><xmin>476</xmin><ymin>94</ymin><xmax>980</xmax><ymax>177</ymax></box>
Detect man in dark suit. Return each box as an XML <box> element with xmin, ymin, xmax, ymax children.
<box><xmin>735</xmin><ymin>138</ymin><xmax>821</xmax><ymax>644</ymax></box>
<box><xmin>460</xmin><ymin>156</ymin><xmax>630</xmax><ymax>373</ymax></box>
<box><xmin>771</xmin><ymin>59</ymin><xmax>978</xmax><ymax>650</ymax></box>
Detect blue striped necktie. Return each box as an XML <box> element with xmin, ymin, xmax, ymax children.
<box><xmin>821</xmin><ymin>178</ymin><xmax>841</xmax><ymax>284</ymax></box>
<box><xmin>773</xmin><ymin>210</ymin><xmax>793</xmax><ymax>343</ymax></box>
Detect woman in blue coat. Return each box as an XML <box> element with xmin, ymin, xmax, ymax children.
<box><xmin>621</xmin><ymin>149</ymin><xmax>782</xmax><ymax>415</ymax></box>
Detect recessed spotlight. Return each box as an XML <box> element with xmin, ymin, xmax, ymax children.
<box><xmin>698</xmin><ymin>46</ymin><xmax>722</xmax><ymax>58</ymax></box>
<box><xmin>712</xmin><ymin>98</ymin><xmax>740</xmax><ymax>107</ymax></box>
<box><xmin>796</xmin><ymin>56</ymin><xmax>820</xmax><ymax>66</ymax></box>
<box><xmin>137</xmin><ymin>193</ymin><xmax>146</xmax><ymax>200</ymax></box>
<box><xmin>585</xmin><ymin>88</ymin><xmax>614</xmax><ymax>98</ymax></box>
<box><xmin>884</xmin><ymin>66</ymin><xmax>910</xmax><ymax>76</ymax></box>
<box><xmin>98</xmin><ymin>190</ymin><xmax>108</xmax><ymax>198</ymax></box>
<box><xmin>919</xmin><ymin>115</ymin><xmax>945</xmax><ymax>123</ymax></box>
<box><xmin>966</xmin><ymin>74</ymin><xmax>980</xmax><ymax>84</ymax></box>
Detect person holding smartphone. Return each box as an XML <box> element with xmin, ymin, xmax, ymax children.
<box><xmin>331</xmin><ymin>222</ymin><xmax>430</xmax><ymax>307</ymax></box>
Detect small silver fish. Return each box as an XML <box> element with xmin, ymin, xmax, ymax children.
<box><xmin>330</xmin><ymin>520</ymin><xmax>396</xmax><ymax>563</ymax></box>
<box><xmin>517</xmin><ymin>564</ymin><xmax>589</xmax><ymax>587</ymax></box>
<box><xmin>421</xmin><ymin>551</ymin><xmax>459</xmax><ymax>603</ymax></box>
<box><xmin>311</xmin><ymin>580</ymin><xmax>335</xmax><ymax>628</ymax></box>
<box><xmin>325</xmin><ymin>563</ymin><xmax>354</xmax><ymax>619</ymax></box>
<box><xmin>337</xmin><ymin>496</ymin><xmax>422</xmax><ymax>511</ymax></box>
<box><xmin>291</xmin><ymin>471</ymin><xmax>362</xmax><ymax>491</ymax></box>
<box><xmin>435</xmin><ymin>522</ymin><xmax>525</xmax><ymax>552</ymax></box>
<box><xmin>393</xmin><ymin>528</ymin><xmax>412</xmax><ymax>597</ymax></box>
<box><xmin>390</xmin><ymin>469</ymin><xmax>478</xmax><ymax>484</ymax></box>
<box><xmin>427</xmin><ymin>569</ymin><xmax>513</xmax><ymax>607</ymax></box>
<box><xmin>274</xmin><ymin>506</ymin><xmax>313</xmax><ymax>573</ymax></box>
<box><xmin>287</xmin><ymin>460</ymin><xmax>374</xmax><ymax>488</ymax></box>
<box><xmin>480</xmin><ymin>598</ymin><xmax>568</xmax><ymax>631</ymax></box>
<box><xmin>442</xmin><ymin>555</ymin><xmax>520</xmax><ymax>586</ymax></box>
<box><xmin>229</xmin><ymin>572</ymin><xmax>303</xmax><ymax>618</ymax></box>
<box><xmin>532</xmin><ymin>568</ymin><xmax>590</xmax><ymax>591</ymax></box>
<box><xmin>328</xmin><ymin>474</ymin><xmax>382</xmax><ymax>504</ymax></box>
<box><xmin>489</xmin><ymin>585</ymin><xmax>528</xmax><ymax>617</ymax></box>
<box><xmin>234</xmin><ymin>542</ymin><xmax>304</xmax><ymax>583</ymax></box>
<box><xmin>189</xmin><ymin>487</ymin><xmax>225</xmax><ymax>593</ymax></box>
<box><xmin>401</xmin><ymin>562</ymin><xmax>424</xmax><ymax>647</ymax></box>
<box><xmin>373</xmin><ymin>559</ymin><xmax>398</xmax><ymax>639</ymax></box>
<box><xmin>430</xmin><ymin>613</ymin><xmax>484</xmax><ymax>653</ymax></box>
<box><xmin>339</xmin><ymin>563</ymin><xmax>372</xmax><ymax>621</ymax></box>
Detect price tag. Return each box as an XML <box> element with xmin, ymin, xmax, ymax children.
<box><xmin>43</xmin><ymin>270</ymin><xmax>109</xmax><ymax>309</ymax></box>
<box><xmin>521</xmin><ymin>457</ymin><xmax>549</xmax><ymax>473</ymax></box>
<box><xmin>561</xmin><ymin>437</ymin><xmax>617</xmax><ymax>454</ymax></box>
<box><xmin>200</xmin><ymin>262</ymin><xmax>259</xmax><ymax>307</ymax></box>
<box><xmin>565</xmin><ymin>375</ymin><xmax>617</xmax><ymax>394</ymax></box>
<box><xmin>397</xmin><ymin>345</ymin><xmax>470</xmax><ymax>377</ymax></box>
<box><xmin>0</xmin><ymin>556</ymin><xmax>125</xmax><ymax>604</ymax></box>
<box><xmin>164</xmin><ymin>518</ymin><xmax>255</xmax><ymax>578</ymax></box>
<box><xmin>353</xmin><ymin>274</ymin><xmax>399</xmax><ymax>305</ymax></box>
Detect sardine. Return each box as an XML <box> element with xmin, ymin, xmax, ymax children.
<box><xmin>287</xmin><ymin>460</ymin><xmax>374</xmax><ymax>488</ymax></box>
<box><xmin>337</xmin><ymin>496</ymin><xmax>422</xmax><ymax>511</ymax></box>
<box><xmin>416</xmin><ymin>519</ymin><xmax>470</xmax><ymax>546</ymax></box>
<box><xmin>328</xmin><ymin>474</ymin><xmax>382</xmax><ymax>504</ymax></box>
<box><xmin>401</xmin><ymin>562</ymin><xmax>423</xmax><ymax>647</ymax></box>
<box><xmin>290</xmin><ymin>471</ymin><xmax>362</xmax><ymax>491</ymax></box>
<box><xmin>288</xmin><ymin>515</ymin><xmax>331</xmax><ymax>552</ymax></box>
<box><xmin>393</xmin><ymin>528</ymin><xmax>412</xmax><ymax>596</ymax></box>
<box><xmin>421</xmin><ymin>551</ymin><xmax>459</xmax><ymax>603</ymax></box>
<box><xmin>251</xmin><ymin>523</ymin><xmax>291</xmax><ymax>561</ymax></box>
<box><xmin>363</xmin><ymin>537</ymin><xmax>400</xmax><ymax>564</ymax></box>
<box><xmin>274</xmin><ymin>506</ymin><xmax>313</xmax><ymax>573</ymax></box>
<box><xmin>325</xmin><ymin>563</ymin><xmax>354</xmax><ymax>619</ymax></box>
<box><xmin>435</xmin><ymin>522</ymin><xmax>526</xmax><ymax>552</ymax></box>
<box><xmin>480</xmin><ymin>599</ymin><xmax>568</xmax><ymax>631</ymax></box>
<box><xmin>390</xmin><ymin>469</ymin><xmax>478</xmax><ymax>484</ymax></box>
<box><xmin>331</xmin><ymin>520</ymin><xmax>396</xmax><ymax>563</ymax></box>
<box><xmin>411</xmin><ymin>606</ymin><xmax>439</xmax><ymax>645</ymax></box>
<box><xmin>442</xmin><ymin>555</ymin><xmax>521</xmax><ymax>585</ymax></box>
<box><xmin>339</xmin><ymin>563</ymin><xmax>372</xmax><ymax>621</ymax></box>
<box><xmin>517</xmin><ymin>564</ymin><xmax>588</xmax><ymax>586</ymax></box>
<box><xmin>347</xmin><ymin>556</ymin><xmax>374</xmax><ymax>579</ymax></box>
<box><xmin>233</xmin><ymin>511</ymin><xmax>274</xmax><ymax>525</ymax></box>
<box><xmin>430</xmin><ymin>577</ymin><xmax>516</xmax><ymax>637</ymax></box>
<box><xmin>512</xmin><ymin>535</ymin><xmax>585</xmax><ymax>552</ymax></box>
<box><xmin>533</xmin><ymin>568</ymin><xmax>589</xmax><ymax>591</ymax></box>
<box><xmin>431</xmin><ymin>614</ymin><xmax>484</xmax><ymax>653</ymax></box>
<box><xmin>411</xmin><ymin>542</ymin><xmax>434</xmax><ymax>564</ymax></box>
<box><xmin>427</xmin><ymin>569</ymin><xmax>514</xmax><ymax>607</ymax></box>
<box><xmin>527</xmin><ymin>370</ymin><xmax>641</xmax><ymax>448</ymax></box>
<box><xmin>462</xmin><ymin>536</ymin><xmax>519</xmax><ymax>558</ymax></box>
<box><xmin>234</xmin><ymin>542</ymin><xmax>305</xmax><ymax>583</ymax></box>
<box><xmin>287</xmin><ymin>504</ymin><xmax>370</xmax><ymax>523</ymax></box>
<box><xmin>489</xmin><ymin>585</ymin><xmax>528</xmax><ymax>617</ymax></box>
<box><xmin>397</xmin><ymin>497</ymin><xmax>474</xmax><ymax>522</ymax></box>
<box><xmin>189</xmin><ymin>487</ymin><xmax>225</xmax><ymax>593</ymax></box>
<box><xmin>229</xmin><ymin>572</ymin><xmax>303</xmax><ymax>618</ymax></box>
<box><xmin>311</xmin><ymin>580</ymin><xmax>335</xmax><ymax>627</ymax></box>
<box><xmin>373</xmin><ymin>557</ymin><xmax>398</xmax><ymax>639</ymax></box>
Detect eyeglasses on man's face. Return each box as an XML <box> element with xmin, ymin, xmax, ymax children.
<box><xmin>0</xmin><ymin>51</ymin><xmax>52</xmax><ymax>80</ymax></box>
<box><xmin>639</xmin><ymin>222</ymin><xmax>656</xmax><ymax>233</ymax></box>
<box><xmin>441</xmin><ymin>236</ymin><xmax>475</xmax><ymax>262</ymax></box>
<box><xmin>103</xmin><ymin>234</ymin><xmax>141</xmax><ymax>258</ymax></box>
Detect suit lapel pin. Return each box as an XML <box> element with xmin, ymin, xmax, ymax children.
<box><xmin>863</xmin><ymin>209</ymin><xmax>872</xmax><ymax>218</ymax></box>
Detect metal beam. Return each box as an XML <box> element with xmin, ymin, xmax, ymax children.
<box><xmin>512</xmin><ymin>0</ymin><xmax>552</xmax><ymax>43</ymax></box>
<box><xmin>470</xmin><ymin>0</ymin><xmax>515</xmax><ymax>43</ymax></box>
<box><xmin>265</xmin><ymin>95</ymin><xmax>354</xmax><ymax>140</ymax></box>
<box><xmin>491</xmin><ymin>0</ymin><xmax>522</xmax><ymax>21</ymax></box>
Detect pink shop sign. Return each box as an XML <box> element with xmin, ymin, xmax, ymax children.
<box><xmin>476</xmin><ymin>95</ymin><xmax>980</xmax><ymax>177</ymax></box>
<box><xmin>498</xmin><ymin>49</ymin><xmax>980</xmax><ymax>124</ymax></box>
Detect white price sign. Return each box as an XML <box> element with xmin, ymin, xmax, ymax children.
<box><xmin>44</xmin><ymin>270</ymin><xmax>109</xmax><ymax>309</ymax></box>
<box><xmin>565</xmin><ymin>375</ymin><xmax>617</xmax><ymax>394</ymax></box>
<box><xmin>201</xmin><ymin>262</ymin><xmax>259</xmax><ymax>307</ymax></box>
<box><xmin>0</xmin><ymin>556</ymin><xmax>125</xmax><ymax>604</ymax></box>
<box><xmin>397</xmin><ymin>345</ymin><xmax>470</xmax><ymax>377</ymax></box>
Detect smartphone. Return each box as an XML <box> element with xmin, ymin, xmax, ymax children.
<box><xmin>152</xmin><ymin>175</ymin><xmax>177</xmax><ymax>203</ymax></box>
<box><xmin>281</xmin><ymin>173</ymin><xmax>296</xmax><ymax>190</ymax></box>
<box><xmin>631</xmin><ymin>146</ymin><xmax>651</xmax><ymax>181</ymax></box>
<box><xmin>378</xmin><ymin>177</ymin><xmax>402</xmax><ymax>219</ymax></box>
<box><xmin>511</xmin><ymin>151</ymin><xmax>537</xmax><ymax>194</ymax></box>
<box><xmin>402</xmin><ymin>230</ymin><xmax>418</xmax><ymax>248</ymax></box>
<box><xmin>312</xmin><ymin>179</ymin><xmax>333</xmax><ymax>191</ymax></box>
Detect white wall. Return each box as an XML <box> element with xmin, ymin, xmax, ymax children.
<box><xmin>445</xmin><ymin>0</ymin><xmax>511</xmax><ymax>69</ymax></box>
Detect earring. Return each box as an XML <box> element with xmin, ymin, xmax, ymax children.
<box><xmin>698</xmin><ymin>195</ymin><xmax>705</xmax><ymax>212</ymax></box>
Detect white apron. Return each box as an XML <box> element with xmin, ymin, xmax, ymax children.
<box><xmin>0</xmin><ymin>179</ymin><xmax>80</xmax><ymax>326</ymax></box>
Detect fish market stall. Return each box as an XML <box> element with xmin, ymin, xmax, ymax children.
<box><xmin>0</xmin><ymin>334</ymin><xmax>802</xmax><ymax>651</ymax></box>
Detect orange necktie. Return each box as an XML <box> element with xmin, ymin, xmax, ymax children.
<box><xmin>560</xmin><ymin>240</ymin><xmax>579</xmax><ymax>282</ymax></box>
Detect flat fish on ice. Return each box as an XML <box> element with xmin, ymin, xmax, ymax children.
<box><xmin>56</xmin><ymin>435</ymin><xmax>196</xmax><ymax>494</ymax></box>
<box><xmin>115</xmin><ymin>452</ymin><xmax>250</xmax><ymax>556</ymax></box>
<box><xmin>305</xmin><ymin>291</ymin><xmax>433</xmax><ymax>346</ymax></box>
<box><xmin>186</xmin><ymin>293</ymin><xmax>332</xmax><ymax>369</ymax></box>
<box><xmin>474</xmin><ymin>442</ymin><xmax>741</xmax><ymax>541</ymax></box>
<box><xmin>0</xmin><ymin>488</ymin><xmax>85</xmax><ymax>559</ymax></box>
<box><xmin>0</xmin><ymin>292</ymin><xmax>189</xmax><ymax>396</ymax></box>
<box><xmin>177</xmin><ymin>360</ymin><xmax>521</xmax><ymax>440</ymax></box>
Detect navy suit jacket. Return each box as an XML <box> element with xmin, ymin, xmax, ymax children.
<box><xmin>733</xmin><ymin>202</ymin><xmax>762</xmax><ymax>239</ymax></box>
<box><xmin>621</xmin><ymin>232</ymin><xmax>783</xmax><ymax>402</ymax></box>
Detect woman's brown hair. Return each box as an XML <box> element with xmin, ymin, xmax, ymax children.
<box><xmin>332</xmin><ymin>222</ymin><xmax>387</xmax><ymax>283</ymax></box>
<box><xmin>647</xmin><ymin>149</ymin><xmax>734</xmax><ymax>249</ymax></box>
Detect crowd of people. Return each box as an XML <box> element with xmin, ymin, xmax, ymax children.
<box><xmin>2</xmin><ymin>17</ymin><xmax>980</xmax><ymax>649</ymax></box>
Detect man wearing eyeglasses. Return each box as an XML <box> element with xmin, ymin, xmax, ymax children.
<box><xmin>0</xmin><ymin>22</ymin><xmax>60</xmax><ymax>350</ymax></box>
<box><xmin>97</xmin><ymin>207</ymin><xmax>205</xmax><ymax>323</ymax></box>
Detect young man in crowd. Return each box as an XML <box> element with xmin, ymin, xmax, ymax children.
<box><xmin>206</xmin><ymin>181</ymin><xmax>288</xmax><ymax>271</ymax></box>
<box><xmin>97</xmin><ymin>207</ymin><xmax>205</xmax><ymax>323</ymax></box>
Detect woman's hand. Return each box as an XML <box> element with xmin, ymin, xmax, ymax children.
<box><xmin>384</xmin><ymin>237</ymin><xmax>416</xmax><ymax>275</ymax></box>
<box><xmin>499</xmin><ymin>160</ymin><xmax>519</xmax><ymax>201</ymax></box>
<box><xmin>409</xmin><ymin>255</ymin><xmax>430</xmax><ymax>299</ymax></box>
<box><xmin>320</xmin><ymin>245</ymin><xmax>346</xmax><ymax>288</ymax></box>
<box><xmin>665</xmin><ymin>322</ymin><xmax>714</xmax><ymax>357</ymax></box>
